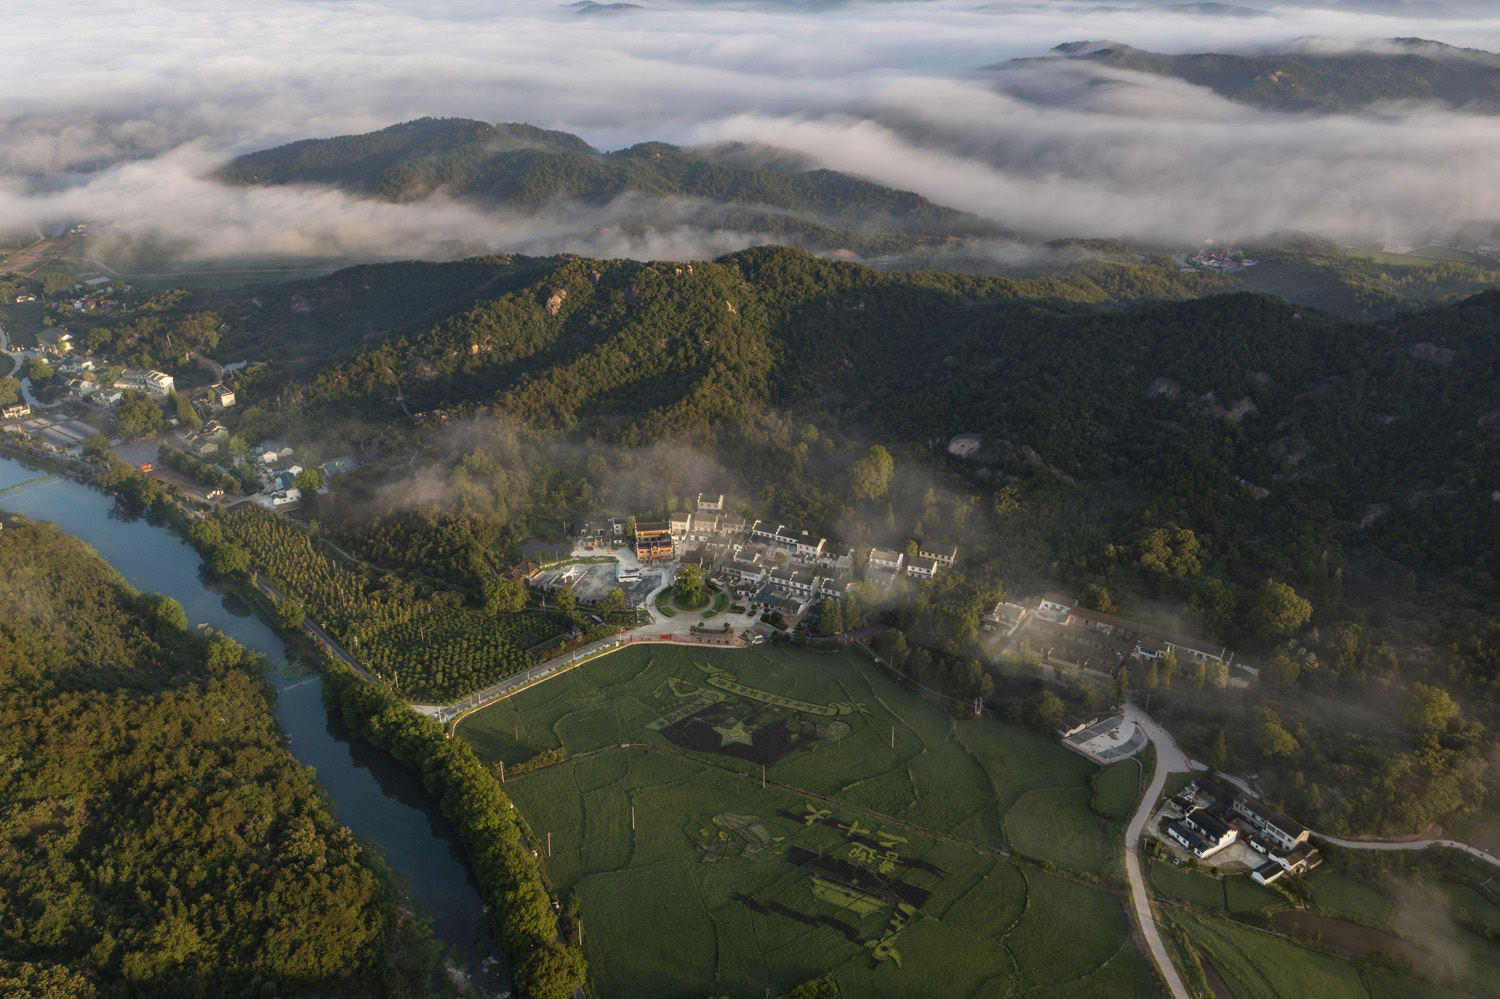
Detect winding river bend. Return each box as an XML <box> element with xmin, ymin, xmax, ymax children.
<box><xmin>0</xmin><ymin>454</ymin><xmax>508</xmax><ymax>995</ymax></box>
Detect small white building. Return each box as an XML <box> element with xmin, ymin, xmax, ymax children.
<box><xmin>918</xmin><ymin>541</ymin><xmax>958</xmax><ymax>569</ymax></box>
<box><xmin>115</xmin><ymin>369</ymin><xmax>175</xmax><ymax>398</ymax></box>
<box><xmin>1035</xmin><ymin>593</ymin><xmax>1074</xmax><ymax>621</ymax></box>
<box><xmin>905</xmin><ymin>555</ymin><xmax>938</xmax><ymax>579</ymax></box>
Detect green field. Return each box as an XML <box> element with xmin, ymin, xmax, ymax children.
<box><xmin>0</xmin><ymin>303</ymin><xmax>47</xmax><ymax>348</ymax></box>
<box><xmin>1093</xmin><ymin>761</ymin><xmax>1141</xmax><ymax>820</ymax></box>
<box><xmin>1177</xmin><ymin>912</ymin><xmax>1373</xmax><ymax>999</ymax></box>
<box><xmin>1151</xmin><ymin>863</ymin><xmax>1226</xmax><ymax>910</ymax></box>
<box><xmin>1435</xmin><ymin>882</ymin><xmax>1500</xmax><ymax>934</ymax></box>
<box><xmin>1309</xmin><ymin>871</ymin><xmax>1394</xmax><ymax>925</ymax></box>
<box><xmin>461</xmin><ymin>642</ymin><xmax>1146</xmax><ymax>998</ymax></box>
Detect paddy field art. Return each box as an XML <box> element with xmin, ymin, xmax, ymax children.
<box><xmin>459</xmin><ymin>642</ymin><xmax>1157</xmax><ymax>998</ymax></box>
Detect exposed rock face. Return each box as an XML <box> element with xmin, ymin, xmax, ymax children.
<box><xmin>1193</xmin><ymin>391</ymin><xmax>1258</xmax><ymax>422</ymax></box>
<box><xmin>1237</xmin><ymin>477</ymin><xmax>1270</xmax><ymax>500</ymax></box>
<box><xmin>1146</xmin><ymin>376</ymin><xmax>1182</xmax><ymax>400</ymax></box>
<box><xmin>1361</xmin><ymin>503</ymin><xmax>1390</xmax><ymax>529</ymax></box>
<box><xmin>1268</xmin><ymin>436</ymin><xmax>1313</xmax><ymax>466</ymax></box>
<box><xmin>947</xmin><ymin>433</ymin><xmax>985</xmax><ymax>459</ymax></box>
<box><xmin>1410</xmin><ymin>342</ymin><xmax>1455</xmax><ymax>365</ymax></box>
<box><xmin>545</xmin><ymin>289</ymin><xmax>568</xmax><ymax>316</ymax></box>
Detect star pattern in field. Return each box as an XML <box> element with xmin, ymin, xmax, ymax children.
<box><xmin>713</xmin><ymin>721</ymin><xmax>755</xmax><ymax>746</ymax></box>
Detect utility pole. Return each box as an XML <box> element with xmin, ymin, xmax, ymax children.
<box><xmin>498</xmin><ymin>761</ymin><xmax>505</xmax><ymax>783</ymax></box>
<box><xmin>547</xmin><ymin>832</ymin><xmax>552</xmax><ymax>857</ymax></box>
<box><xmin>761</xmin><ymin>765</ymin><xmax>766</xmax><ymax>789</ymax></box>
<box><xmin>631</xmin><ymin>805</ymin><xmax>636</xmax><ymax>830</ymax></box>
<box><xmin>891</xmin><ymin>726</ymin><xmax>895</xmax><ymax>749</ymax></box>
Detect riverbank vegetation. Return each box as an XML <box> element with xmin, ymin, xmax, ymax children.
<box><xmin>321</xmin><ymin>659</ymin><xmax>588</xmax><ymax>999</ymax></box>
<box><xmin>0</xmin><ymin>514</ymin><xmax>437</xmax><ymax>998</ymax></box>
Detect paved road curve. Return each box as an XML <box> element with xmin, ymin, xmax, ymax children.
<box><xmin>1121</xmin><ymin>703</ymin><xmax>1192</xmax><ymax>999</ymax></box>
<box><xmin>1315</xmin><ymin>832</ymin><xmax>1500</xmax><ymax>868</ymax></box>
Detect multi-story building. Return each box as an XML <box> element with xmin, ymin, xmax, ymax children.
<box><xmin>115</xmin><ymin>368</ymin><xmax>175</xmax><ymax>397</ymax></box>
<box><xmin>635</xmin><ymin>521</ymin><xmax>674</xmax><ymax>562</ymax></box>
<box><xmin>918</xmin><ymin>541</ymin><xmax>958</xmax><ymax>569</ymax></box>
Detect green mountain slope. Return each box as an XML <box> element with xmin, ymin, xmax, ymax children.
<box><xmin>201</xmin><ymin>248</ymin><xmax>1499</xmax><ymax>633</ymax></box>
<box><xmin>216</xmin><ymin>118</ymin><xmax>1006</xmax><ymax>256</ymax></box>
<box><xmin>1032</xmin><ymin>38</ymin><xmax>1500</xmax><ymax>112</ymax></box>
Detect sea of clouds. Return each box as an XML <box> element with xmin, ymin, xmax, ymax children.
<box><xmin>4</xmin><ymin>0</ymin><xmax>1500</xmax><ymax>261</ymax></box>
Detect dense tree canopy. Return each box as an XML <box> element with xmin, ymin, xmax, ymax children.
<box><xmin>0</xmin><ymin>516</ymin><xmax>430</xmax><ymax>999</ymax></box>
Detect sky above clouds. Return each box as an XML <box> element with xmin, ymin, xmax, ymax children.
<box><xmin>4</xmin><ymin>0</ymin><xmax>1500</xmax><ymax>259</ymax></box>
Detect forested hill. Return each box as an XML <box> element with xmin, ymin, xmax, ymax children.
<box><xmin>215</xmin><ymin>247</ymin><xmax>1499</xmax><ymax>634</ymax></box>
<box><xmin>216</xmin><ymin>117</ymin><xmax>1005</xmax><ymax>255</ymax></box>
<box><xmin>0</xmin><ymin>516</ymin><xmax>429</xmax><ymax>998</ymax></box>
<box><xmin>1026</xmin><ymin>39</ymin><xmax>1500</xmax><ymax>113</ymax></box>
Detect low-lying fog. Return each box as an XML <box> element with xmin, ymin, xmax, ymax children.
<box><xmin>4</xmin><ymin>0</ymin><xmax>1500</xmax><ymax>262</ymax></box>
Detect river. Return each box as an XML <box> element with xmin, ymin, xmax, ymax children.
<box><xmin>0</xmin><ymin>454</ymin><xmax>508</xmax><ymax>996</ymax></box>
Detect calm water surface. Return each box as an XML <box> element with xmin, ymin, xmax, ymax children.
<box><xmin>0</xmin><ymin>455</ymin><xmax>507</xmax><ymax>995</ymax></box>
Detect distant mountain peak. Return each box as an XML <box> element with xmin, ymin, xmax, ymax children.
<box><xmin>1020</xmin><ymin>39</ymin><xmax>1500</xmax><ymax>113</ymax></box>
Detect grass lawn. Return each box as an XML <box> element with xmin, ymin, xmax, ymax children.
<box><xmin>465</xmin><ymin>642</ymin><xmax>1143</xmax><ymax>997</ymax></box>
<box><xmin>702</xmin><ymin>591</ymin><xmax>729</xmax><ymax>619</ymax></box>
<box><xmin>1151</xmin><ymin>863</ymin><xmax>1225</xmax><ymax>910</ymax></box>
<box><xmin>1224</xmin><ymin>874</ymin><xmax>1284</xmax><ymax>915</ymax></box>
<box><xmin>654</xmin><ymin>590</ymin><xmax>676</xmax><ymax>617</ymax></box>
<box><xmin>1309</xmin><ymin>871</ymin><xmax>1394</xmax><ymax>925</ymax></box>
<box><xmin>1093</xmin><ymin>761</ymin><xmax>1140</xmax><ymax>820</ymax></box>
<box><xmin>0</xmin><ymin>303</ymin><xmax>48</xmax><ymax>348</ymax></box>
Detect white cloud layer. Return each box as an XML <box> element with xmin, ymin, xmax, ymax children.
<box><xmin>4</xmin><ymin>0</ymin><xmax>1500</xmax><ymax>259</ymax></box>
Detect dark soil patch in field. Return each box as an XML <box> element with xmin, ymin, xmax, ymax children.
<box><xmin>1201</xmin><ymin>958</ymin><xmax>1236</xmax><ymax>999</ymax></box>
<box><xmin>1270</xmin><ymin>911</ymin><xmax>1431</xmax><ymax>970</ymax></box>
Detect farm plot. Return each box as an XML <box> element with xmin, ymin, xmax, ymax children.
<box><xmin>462</xmin><ymin>642</ymin><xmax>1093</xmax><ymax>854</ymax></box>
<box><xmin>1177</xmin><ymin>913</ymin><xmax>1371</xmax><ymax>999</ymax></box>
<box><xmin>467</xmin><ymin>642</ymin><xmax>1145</xmax><ymax>998</ymax></box>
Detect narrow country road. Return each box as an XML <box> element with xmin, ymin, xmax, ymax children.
<box><xmin>1115</xmin><ymin>699</ymin><xmax>1500</xmax><ymax>999</ymax></box>
<box><xmin>1120</xmin><ymin>703</ymin><xmax>1192</xmax><ymax>999</ymax></box>
<box><xmin>253</xmin><ymin>576</ymin><xmax>375</xmax><ymax>682</ymax></box>
<box><xmin>1315</xmin><ymin>832</ymin><xmax>1500</xmax><ymax>868</ymax></box>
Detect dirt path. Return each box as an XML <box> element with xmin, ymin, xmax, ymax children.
<box><xmin>0</xmin><ymin>238</ymin><xmax>68</xmax><ymax>276</ymax></box>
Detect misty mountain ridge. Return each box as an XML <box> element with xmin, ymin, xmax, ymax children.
<box><xmin>1012</xmin><ymin>37</ymin><xmax>1500</xmax><ymax>113</ymax></box>
<box><xmin>217</xmin><ymin>117</ymin><xmax>1008</xmax><ymax>258</ymax></box>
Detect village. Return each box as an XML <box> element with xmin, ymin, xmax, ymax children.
<box><xmin>499</xmin><ymin>491</ymin><xmax>1333</xmax><ymax>901</ymax></box>
<box><xmin>0</xmin><ymin>321</ymin><xmax>366</xmax><ymax>508</ymax></box>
